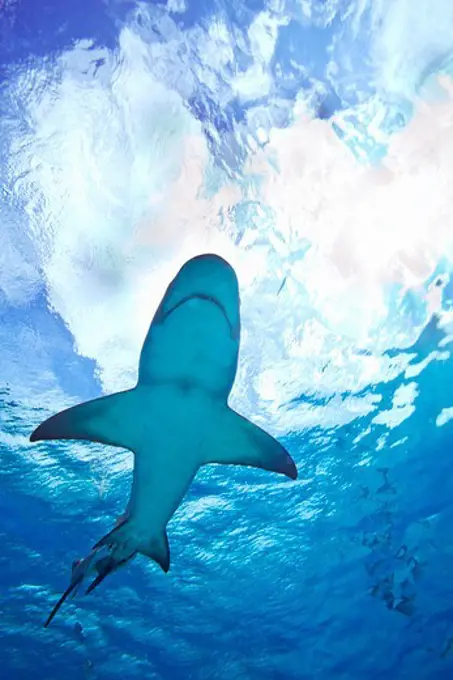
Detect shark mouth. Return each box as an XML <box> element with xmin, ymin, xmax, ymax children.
<box><xmin>162</xmin><ymin>293</ymin><xmax>237</xmax><ymax>339</ymax></box>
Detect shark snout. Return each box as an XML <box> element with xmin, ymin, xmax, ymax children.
<box><xmin>161</xmin><ymin>253</ymin><xmax>240</xmax><ymax>334</ymax></box>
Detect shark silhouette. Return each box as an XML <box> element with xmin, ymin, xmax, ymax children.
<box><xmin>30</xmin><ymin>254</ymin><xmax>297</xmax><ymax>626</ymax></box>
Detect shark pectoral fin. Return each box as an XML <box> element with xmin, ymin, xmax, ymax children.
<box><xmin>206</xmin><ymin>407</ymin><xmax>298</xmax><ymax>480</ymax></box>
<box><xmin>30</xmin><ymin>390</ymin><xmax>134</xmax><ymax>450</ymax></box>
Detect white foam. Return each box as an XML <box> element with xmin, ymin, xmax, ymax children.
<box><xmin>370</xmin><ymin>0</ymin><xmax>453</xmax><ymax>99</ymax></box>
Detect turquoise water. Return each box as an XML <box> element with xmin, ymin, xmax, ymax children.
<box><xmin>2</xmin><ymin>0</ymin><xmax>453</xmax><ymax>678</ymax></box>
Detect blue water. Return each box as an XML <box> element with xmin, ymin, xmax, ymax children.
<box><xmin>2</xmin><ymin>0</ymin><xmax>453</xmax><ymax>677</ymax></box>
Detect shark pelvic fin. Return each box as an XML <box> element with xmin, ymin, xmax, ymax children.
<box><xmin>93</xmin><ymin>520</ymin><xmax>170</xmax><ymax>574</ymax></box>
<box><xmin>30</xmin><ymin>390</ymin><xmax>135</xmax><ymax>450</ymax></box>
<box><xmin>205</xmin><ymin>407</ymin><xmax>297</xmax><ymax>480</ymax></box>
<box><xmin>141</xmin><ymin>531</ymin><xmax>171</xmax><ymax>573</ymax></box>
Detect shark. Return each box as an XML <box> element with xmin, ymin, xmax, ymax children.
<box><xmin>30</xmin><ymin>253</ymin><xmax>297</xmax><ymax>626</ymax></box>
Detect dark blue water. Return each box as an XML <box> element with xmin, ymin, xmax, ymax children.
<box><xmin>2</xmin><ymin>0</ymin><xmax>453</xmax><ymax>678</ymax></box>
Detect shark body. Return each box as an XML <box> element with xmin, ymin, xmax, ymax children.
<box><xmin>30</xmin><ymin>254</ymin><xmax>297</xmax><ymax>625</ymax></box>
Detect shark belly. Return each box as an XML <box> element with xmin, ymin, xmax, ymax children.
<box><xmin>140</xmin><ymin>298</ymin><xmax>238</xmax><ymax>397</ymax></box>
<box><xmin>130</xmin><ymin>444</ymin><xmax>199</xmax><ymax>536</ymax></box>
<box><xmin>127</xmin><ymin>385</ymin><xmax>212</xmax><ymax>540</ymax></box>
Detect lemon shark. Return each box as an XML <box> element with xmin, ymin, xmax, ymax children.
<box><xmin>30</xmin><ymin>254</ymin><xmax>297</xmax><ymax>625</ymax></box>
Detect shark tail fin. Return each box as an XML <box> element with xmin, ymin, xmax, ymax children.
<box><xmin>44</xmin><ymin>578</ymin><xmax>81</xmax><ymax>628</ymax></box>
<box><xmin>30</xmin><ymin>390</ymin><xmax>134</xmax><ymax>450</ymax></box>
<box><xmin>93</xmin><ymin>520</ymin><xmax>170</xmax><ymax>574</ymax></box>
<box><xmin>205</xmin><ymin>407</ymin><xmax>297</xmax><ymax>480</ymax></box>
<box><xmin>85</xmin><ymin>554</ymin><xmax>132</xmax><ymax>595</ymax></box>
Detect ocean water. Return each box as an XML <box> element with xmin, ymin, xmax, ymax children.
<box><xmin>2</xmin><ymin>0</ymin><xmax>453</xmax><ymax>678</ymax></box>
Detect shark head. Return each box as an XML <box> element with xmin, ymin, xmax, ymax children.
<box><xmin>158</xmin><ymin>254</ymin><xmax>240</xmax><ymax>337</ymax></box>
<box><xmin>138</xmin><ymin>254</ymin><xmax>241</xmax><ymax>398</ymax></box>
